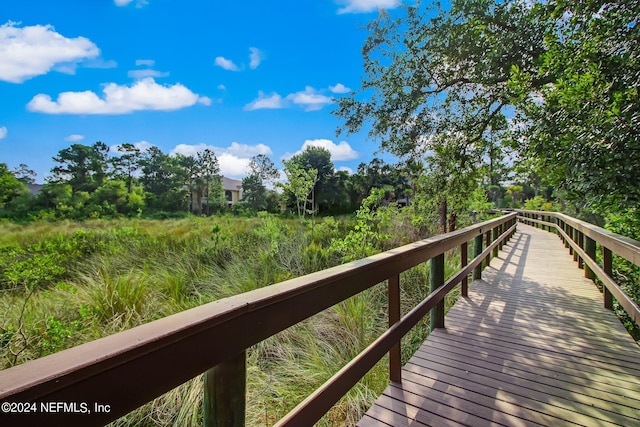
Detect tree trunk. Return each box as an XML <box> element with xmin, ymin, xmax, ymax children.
<box><xmin>448</xmin><ymin>212</ymin><xmax>457</xmax><ymax>232</ymax></box>
<box><xmin>439</xmin><ymin>200</ymin><xmax>447</xmax><ymax>234</ymax></box>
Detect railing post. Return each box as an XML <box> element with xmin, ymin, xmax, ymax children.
<box><xmin>585</xmin><ymin>236</ymin><xmax>596</xmax><ymax>280</ymax></box>
<box><xmin>577</xmin><ymin>231</ymin><xmax>584</xmax><ymax>269</ymax></box>
<box><xmin>473</xmin><ymin>234</ymin><xmax>483</xmax><ymax>280</ymax></box>
<box><xmin>573</xmin><ymin>228</ymin><xmax>579</xmax><ymax>262</ymax></box>
<box><xmin>603</xmin><ymin>247</ymin><xmax>613</xmax><ymax>310</ymax></box>
<box><xmin>492</xmin><ymin>226</ymin><xmax>499</xmax><ymax>258</ymax></box>
<box><xmin>203</xmin><ymin>351</ymin><xmax>246</xmax><ymax>427</ymax></box>
<box><xmin>388</xmin><ymin>274</ymin><xmax>401</xmax><ymax>382</ymax></box>
<box><xmin>461</xmin><ymin>242</ymin><xmax>468</xmax><ymax>297</ymax></box>
<box><xmin>430</xmin><ymin>253</ymin><xmax>445</xmax><ymax>331</ymax></box>
<box><xmin>484</xmin><ymin>230</ymin><xmax>491</xmax><ymax>267</ymax></box>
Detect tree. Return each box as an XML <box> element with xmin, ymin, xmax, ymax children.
<box><xmin>0</xmin><ymin>163</ymin><xmax>27</xmax><ymax>209</ymax></box>
<box><xmin>286</xmin><ymin>147</ymin><xmax>334</xmax><ymax>213</ymax></box>
<box><xmin>248</xmin><ymin>154</ymin><xmax>279</xmax><ymax>183</ymax></box>
<box><xmin>12</xmin><ymin>164</ymin><xmax>36</xmax><ymax>185</ymax></box>
<box><xmin>139</xmin><ymin>147</ymin><xmax>188</xmax><ymax>212</ymax></box>
<box><xmin>242</xmin><ymin>154</ymin><xmax>280</xmax><ymax>212</ymax></box>
<box><xmin>280</xmin><ymin>159</ymin><xmax>318</xmax><ymax>222</ymax></box>
<box><xmin>516</xmin><ymin>1</ymin><xmax>640</xmax><ymax>212</ymax></box>
<box><xmin>91</xmin><ymin>180</ymin><xmax>145</xmax><ymax>217</ymax></box>
<box><xmin>174</xmin><ymin>154</ymin><xmax>200</xmax><ymax>214</ymax></box>
<box><xmin>52</xmin><ymin>142</ymin><xmax>109</xmax><ymax>194</ymax></box>
<box><xmin>110</xmin><ymin>143</ymin><xmax>142</xmax><ymax>193</ymax></box>
<box><xmin>197</xmin><ymin>149</ymin><xmax>221</xmax><ymax>215</ymax></box>
<box><xmin>335</xmin><ymin>0</ymin><xmax>640</xmax><ymax>216</ymax></box>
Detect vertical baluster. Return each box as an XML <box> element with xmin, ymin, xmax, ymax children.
<box><xmin>388</xmin><ymin>274</ymin><xmax>401</xmax><ymax>382</ymax></box>
<box><xmin>603</xmin><ymin>247</ymin><xmax>613</xmax><ymax>310</ymax></box>
<box><xmin>577</xmin><ymin>231</ymin><xmax>584</xmax><ymax>269</ymax></box>
<box><xmin>461</xmin><ymin>242</ymin><xmax>468</xmax><ymax>297</ymax></box>
<box><xmin>484</xmin><ymin>230</ymin><xmax>491</xmax><ymax>268</ymax></box>
<box><xmin>473</xmin><ymin>234</ymin><xmax>483</xmax><ymax>280</ymax></box>
<box><xmin>430</xmin><ymin>253</ymin><xmax>445</xmax><ymax>330</ymax></box>
<box><xmin>585</xmin><ymin>236</ymin><xmax>596</xmax><ymax>280</ymax></box>
<box><xmin>204</xmin><ymin>351</ymin><xmax>246</xmax><ymax>427</ymax></box>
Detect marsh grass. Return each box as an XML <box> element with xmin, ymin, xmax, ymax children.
<box><xmin>0</xmin><ymin>214</ymin><xmax>472</xmax><ymax>426</ymax></box>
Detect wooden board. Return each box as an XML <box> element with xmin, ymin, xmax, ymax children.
<box><xmin>358</xmin><ymin>224</ymin><xmax>640</xmax><ymax>427</ymax></box>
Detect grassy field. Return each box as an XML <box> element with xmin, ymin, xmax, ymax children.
<box><xmin>0</xmin><ymin>213</ymin><xmax>464</xmax><ymax>426</ymax></box>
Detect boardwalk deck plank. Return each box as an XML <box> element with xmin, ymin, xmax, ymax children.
<box><xmin>358</xmin><ymin>224</ymin><xmax>640</xmax><ymax>427</ymax></box>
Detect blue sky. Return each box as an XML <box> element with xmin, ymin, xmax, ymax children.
<box><xmin>0</xmin><ymin>0</ymin><xmax>408</xmax><ymax>183</ymax></box>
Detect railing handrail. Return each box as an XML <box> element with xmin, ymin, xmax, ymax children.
<box><xmin>0</xmin><ymin>213</ymin><xmax>517</xmax><ymax>426</ymax></box>
<box><xmin>517</xmin><ymin>209</ymin><xmax>640</xmax><ymax>266</ymax></box>
<box><xmin>516</xmin><ymin>209</ymin><xmax>640</xmax><ymax>325</ymax></box>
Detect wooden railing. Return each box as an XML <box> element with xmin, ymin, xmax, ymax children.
<box><xmin>517</xmin><ymin>210</ymin><xmax>640</xmax><ymax>324</ymax></box>
<box><xmin>0</xmin><ymin>213</ymin><xmax>517</xmax><ymax>427</ymax></box>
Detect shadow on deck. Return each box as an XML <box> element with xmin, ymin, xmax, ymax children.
<box><xmin>359</xmin><ymin>224</ymin><xmax>640</xmax><ymax>427</ymax></box>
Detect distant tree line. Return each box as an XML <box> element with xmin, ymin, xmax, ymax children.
<box><xmin>0</xmin><ymin>143</ymin><xmax>437</xmax><ymax>221</ymax></box>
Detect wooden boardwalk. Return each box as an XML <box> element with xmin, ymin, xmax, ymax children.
<box><xmin>359</xmin><ymin>224</ymin><xmax>640</xmax><ymax>426</ymax></box>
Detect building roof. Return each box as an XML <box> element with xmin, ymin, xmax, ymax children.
<box><xmin>222</xmin><ymin>177</ymin><xmax>242</xmax><ymax>191</ymax></box>
<box><xmin>26</xmin><ymin>183</ymin><xmax>43</xmax><ymax>196</ymax></box>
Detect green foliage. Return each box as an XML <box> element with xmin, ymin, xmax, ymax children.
<box><xmin>280</xmin><ymin>158</ymin><xmax>318</xmax><ymax>221</ymax></box>
<box><xmin>52</xmin><ymin>142</ymin><xmax>109</xmax><ymax>193</ymax></box>
<box><xmin>43</xmin><ymin>315</ymin><xmax>83</xmax><ymax>353</ymax></box>
<box><xmin>0</xmin><ymin>212</ymin><xmax>489</xmax><ymax>424</ymax></box>
<box><xmin>335</xmin><ymin>0</ymin><xmax>639</xmax><ymax>226</ymax></box>
<box><xmin>523</xmin><ymin>195</ymin><xmax>555</xmax><ymax>211</ymax></box>
<box><xmin>0</xmin><ymin>163</ymin><xmax>27</xmax><ymax>209</ymax></box>
<box><xmin>330</xmin><ymin>189</ymin><xmax>395</xmax><ymax>262</ymax></box>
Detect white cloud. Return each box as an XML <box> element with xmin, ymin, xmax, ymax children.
<box><xmin>135</xmin><ymin>59</ymin><xmax>155</xmax><ymax>67</ymax></box>
<box><xmin>84</xmin><ymin>58</ymin><xmax>118</xmax><ymax>69</ymax></box>
<box><xmin>198</xmin><ymin>96</ymin><xmax>213</xmax><ymax>106</ymax></box>
<box><xmin>217</xmin><ymin>84</ymin><xmax>226</xmax><ymax>90</ymax></box>
<box><xmin>0</xmin><ymin>22</ymin><xmax>99</xmax><ymax>83</ymax></box>
<box><xmin>27</xmin><ymin>78</ymin><xmax>211</xmax><ymax>114</ymax></box>
<box><xmin>64</xmin><ymin>134</ymin><xmax>85</xmax><ymax>142</ymax></box>
<box><xmin>214</xmin><ymin>56</ymin><xmax>240</xmax><ymax>71</ymax></box>
<box><xmin>109</xmin><ymin>140</ymin><xmax>154</xmax><ymax>153</ymax></box>
<box><xmin>0</xmin><ymin>126</ymin><xmax>7</xmax><ymax>140</ymax></box>
<box><xmin>170</xmin><ymin>142</ymin><xmax>274</xmax><ymax>179</ymax></box>
<box><xmin>226</xmin><ymin>141</ymin><xmax>272</xmax><ymax>157</ymax></box>
<box><xmin>329</xmin><ymin>83</ymin><xmax>351</xmax><ymax>93</ymax></box>
<box><xmin>128</xmin><ymin>69</ymin><xmax>170</xmax><ymax>79</ymax></box>
<box><xmin>286</xmin><ymin>86</ymin><xmax>334</xmax><ymax>111</ymax></box>
<box><xmin>301</xmin><ymin>139</ymin><xmax>359</xmax><ymax>160</ymax></box>
<box><xmin>133</xmin><ymin>140</ymin><xmax>154</xmax><ymax>151</ymax></box>
<box><xmin>284</xmin><ymin>139</ymin><xmax>359</xmax><ymax>161</ymax></box>
<box><xmin>338</xmin><ymin>166</ymin><xmax>354</xmax><ymax>174</ymax></box>
<box><xmin>249</xmin><ymin>47</ymin><xmax>265</xmax><ymax>69</ymax></box>
<box><xmin>244</xmin><ymin>91</ymin><xmax>285</xmax><ymax>111</ymax></box>
<box><xmin>217</xmin><ymin>153</ymin><xmax>252</xmax><ymax>179</ymax></box>
<box><xmin>336</xmin><ymin>0</ymin><xmax>400</xmax><ymax>14</ymax></box>
<box><xmin>130</xmin><ymin>59</ymin><xmax>168</xmax><ymax>79</ymax></box>
<box><xmin>114</xmin><ymin>0</ymin><xmax>148</xmax><ymax>7</ymax></box>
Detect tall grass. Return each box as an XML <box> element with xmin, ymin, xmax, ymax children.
<box><xmin>0</xmin><ymin>213</ymin><xmax>470</xmax><ymax>426</ymax></box>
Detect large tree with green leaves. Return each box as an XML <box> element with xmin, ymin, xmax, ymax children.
<box><xmin>0</xmin><ymin>163</ymin><xmax>27</xmax><ymax>209</ymax></box>
<box><xmin>242</xmin><ymin>154</ymin><xmax>279</xmax><ymax>212</ymax></box>
<box><xmin>51</xmin><ymin>142</ymin><xmax>109</xmax><ymax>194</ymax></box>
<box><xmin>110</xmin><ymin>143</ymin><xmax>142</xmax><ymax>194</ymax></box>
<box><xmin>196</xmin><ymin>148</ymin><xmax>222</xmax><ymax>215</ymax></box>
<box><xmin>335</xmin><ymin>0</ymin><xmax>639</xmax><ymax>216</ymax></box>
<box><xmin>139</xmin><ymin>147</ymin><xmax>188</xmax><ymax>212</ymax></box>
<box><xmin>281</xmin><ymin>159</ymin><xmax>318</xmax><ymax>221</ymax></box>
<box><xmin>286</xmin><ymin>147</ymin><xmax>334</xmax><ymax>213</ymax></box>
